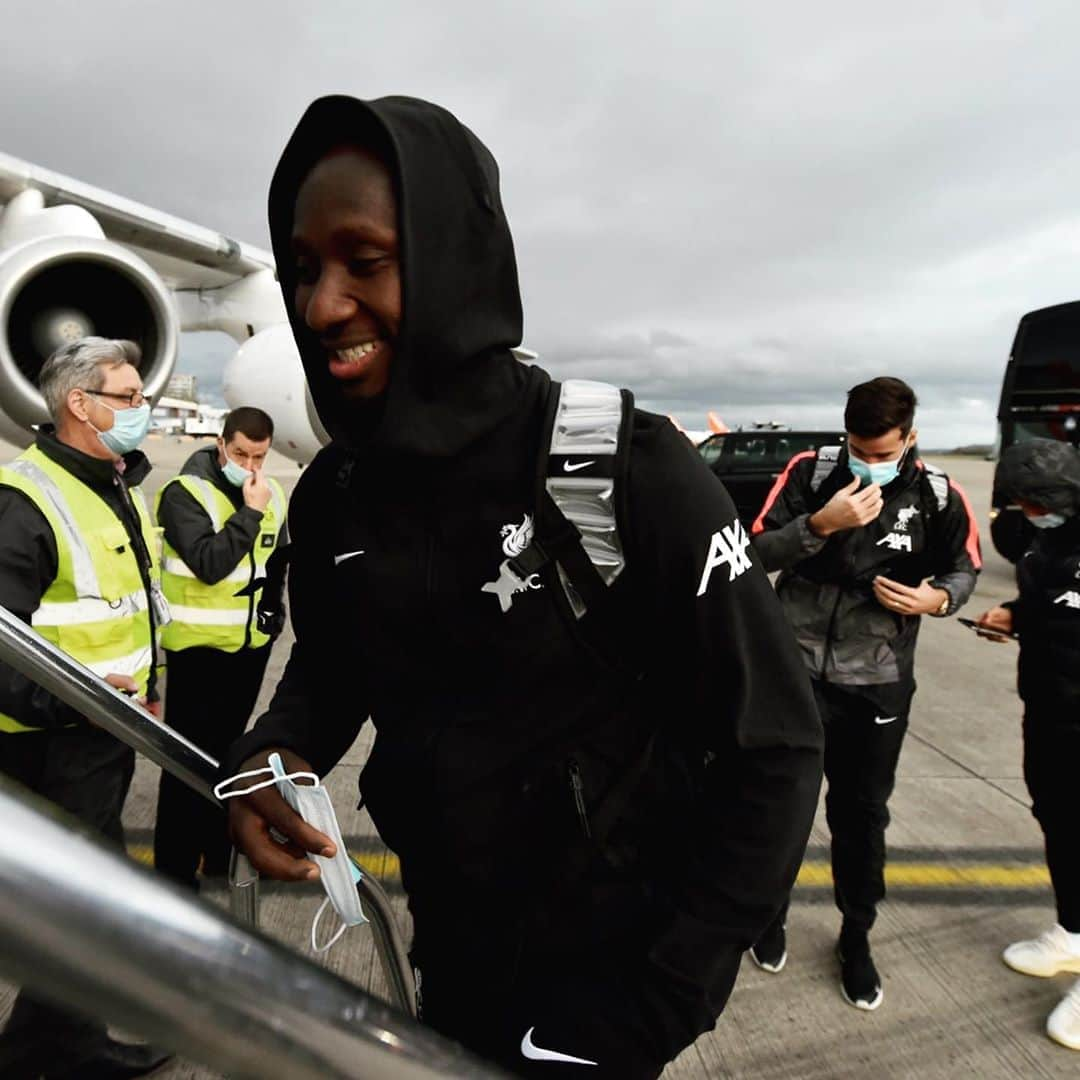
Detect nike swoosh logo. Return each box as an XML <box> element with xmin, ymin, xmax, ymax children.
<box><xmin>562</xmin><ymin>460</ymin><xmax>596</xmax><ymax>473</ymax></box>
<box><xmin>874</xmin><ymin>715</ymin><xmax>898</xmax><ymax>725</ymax></box>
<box><xmin>521</xmin><ymin>1027</ymin><xmax>597</xmax><ymax>1066</ymax></box>
<box><xmin>333</xmin><ymin>550</ymin><xmax>365</xmax><ymax>566</ymax></box>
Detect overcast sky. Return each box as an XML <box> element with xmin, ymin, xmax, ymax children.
<box><xmin>3</xmin><ymin>1</ymin><xmax>1079</xmax><ymax>446</ymax></box>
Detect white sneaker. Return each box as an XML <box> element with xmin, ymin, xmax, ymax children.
<box><xmin>1003</xmin><ymin>925</ymin><xmax>1080</xmax><ymax>977</ymax></box>
<box><xmin>1047</xmin><ymin>979</ymin><xmax>1080</xmax><ymax>1051</ymax></box>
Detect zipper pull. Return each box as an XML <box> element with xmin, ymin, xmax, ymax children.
<box><xmin>568</xmin><ymin>760</ymin><xmax>591</xmax><ymax>839</ymax></box>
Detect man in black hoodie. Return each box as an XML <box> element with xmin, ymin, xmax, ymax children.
<box><xmin>224</xmin><ymin>95</ymin><xmax>823</xmax><ymax>1078</ymax></box>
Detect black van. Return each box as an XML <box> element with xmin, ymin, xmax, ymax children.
<box><xmin>699</xmin><ymin>430</ymin><xmax>846</xmax><ymax>527</ymax></box>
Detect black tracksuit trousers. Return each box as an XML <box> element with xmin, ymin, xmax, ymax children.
<box><xmin>1023</xmin><ymin>705</ymin><xmax>1080</xmax><ymax>932</ymax></box>
<box><xmin>818</xmin><ymin>680</ymin><xmax>910</xmax><ymax>932</ymax></box>
<box><xmin>415</xmin><ymin>929</ymin><xmax>730</xmax><ymax>1080</ymax></box>
<box><xmin>154</xmin><ymin>644</ymin><xmax>269</xmax><ymax>888</ymax></box>
<box><xmin>757</xmin><ymin>679</ymin><xmax>909</xmax><ymax>944</ymax></box>
<box><xmin>0</xmin><ymin>726</ymin><xmax>135</xmax><ymax>1077</ymax></box>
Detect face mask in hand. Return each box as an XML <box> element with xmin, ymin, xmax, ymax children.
<box><xmin>94</xmin><ymin>402</ymin><xmax>151</xmax><ymax>456</ymax></box>
<box><xmin>1026</xmin><ymin>512</ymin><xmax>1067</xmax><ymax>530</ymax></box>
<box><xmin>221</xmin><ymin>455</ymin><xmax>252</xmax><ymax>488</ymax></box>
<box><xmin>215</xmin><ymin>754</ymin><xmax>367</xmax><ymax>952</ymax></box>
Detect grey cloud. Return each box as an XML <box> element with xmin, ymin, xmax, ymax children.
<box><xmin>2</xmin><ymin>0</ymin><xmax>1077</xmax><ymax>451</ymax></box>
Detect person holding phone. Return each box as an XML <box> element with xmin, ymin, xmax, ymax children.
<box><xmin>975</xmin><ymin>437</ymin><xmax>1080</xmax><ymax>1051</ymax></box>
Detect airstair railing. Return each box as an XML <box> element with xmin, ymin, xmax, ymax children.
<box><xmin>0</xmin><ymin>604</ymin><xmax>416</xmax><ymax>1015</ymax></box>
<box><xmin>0</xmin><ymin>777</ymin><xmax>507</xmax><ymax>1079</ymax></box>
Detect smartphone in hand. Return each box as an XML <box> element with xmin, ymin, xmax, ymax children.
<box><xmin>958</xmin><ymin>617</ymin><xmax>1019</xmax><ymax>641</ymax></box>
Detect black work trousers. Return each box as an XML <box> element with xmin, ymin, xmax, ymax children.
<box><xmin>0</xmin><ymin>725</ymin><xmax>135</xmax><ymax>1077</ymax></box>
<box><xmin>154</xmin><ymin>644</ymin><xmax>269</xmax><ymax>888</ymax></box>
<box><xmin>1023</xmin><ymin>704</ymin><xmax>1080</xmax><ymax>932</ymax></box>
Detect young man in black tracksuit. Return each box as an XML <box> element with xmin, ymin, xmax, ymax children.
<box><xmin>975</xmin><ymin>438</ymin><xmax>1080</xmax><ymax>1051</ymax></box>
<box><xmin>749</xmin><ymin>377</ymin><xmax>980</xmax><ymax>1011</ymax></box>
<box><xmin>223</xmin><ymin>95</ymin><xmax>823</xmax><ymax>1078</ymax></box>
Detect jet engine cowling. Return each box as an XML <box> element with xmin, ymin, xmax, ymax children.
<box><xmin>0</xmin><ymin>234</ymin><xmax>178</xmax><ymax>447</ymax></box>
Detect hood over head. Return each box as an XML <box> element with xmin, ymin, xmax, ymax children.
<box><xmin>996</xmin><ymin>438</ymin><xmax>1080</xmax><ymax>517</ymax></box>
<box><xmin>268</xmin><ymin>94</ymin><xmax>527</xmax><ymax>457</ymax></box>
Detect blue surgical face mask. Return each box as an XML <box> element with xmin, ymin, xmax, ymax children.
<box><xmin>94</xmin><ymin>401</ymin><xmax>151</xmax><ymax>455</ymax></box>
<box><xmin>1027</xmin><ymin>511</ymin><xmax>1067</xmax><ymax>530</ymax></box>
<box><xmin>221</xmin><ymin>454</ymin><xmax>251</xmax><ymax>488</ymax></box>
<box><xmin>848</xmin><ymin>440</ymin><xmax>910</xmax><ymax>487</ymax></box>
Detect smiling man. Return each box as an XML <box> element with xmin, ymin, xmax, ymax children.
<box><xmin>220</xmin><ymin>95</ymin><xmax>823</xmax><ymax>1078</ymax></box>
<box><xmin>749</xmin><ymin>376</ymin><xmax>981</xmax><ymax>1011</ymax></box>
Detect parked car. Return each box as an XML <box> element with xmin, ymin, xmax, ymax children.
<box><xmin>699</xmin><ymin>429</ymin><xmax>846</xmax><ymax>527</ymax></box>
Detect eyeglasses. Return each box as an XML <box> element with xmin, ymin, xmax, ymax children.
<box><xmin>82</xmin><ymin>389</ymin><xmax>147</xmax><ymax>409</ymax></box>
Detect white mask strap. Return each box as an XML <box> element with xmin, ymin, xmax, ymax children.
<box><xmin>213</xmin><ymin>766</ymin><xmax>321</xmax><ymax>801</ymax></box>
<box><xmin>311</xmin><ymin>896</ymin><xmax>350</xmax><ymax>953</ymax></box>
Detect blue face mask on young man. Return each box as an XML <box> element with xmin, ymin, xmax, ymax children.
<box><xmin>848</xmin><ymin>438</ymin><xmax>912</xmax><ymax>488</ymax></box>
<box><xmin>94</xmin><ymin>401</ymin><xmax>151</xmax><ymax>456</ymax></box>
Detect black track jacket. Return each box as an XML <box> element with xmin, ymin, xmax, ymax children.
<box><xmin>1006</xmin><ymin>516</ymin><xmax>1080</xmax><ymax>710</ymax></box>
<box><xmin>226</xmin><ymin>96</ymin><xmax>823</xmax><ymax>1014</ymax></box>
<box><xmin>752</xmin><ymin>445</ymin><xmax>980</xmax><ymax>711</ymax></box>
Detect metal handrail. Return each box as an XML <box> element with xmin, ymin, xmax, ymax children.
<box><xmin>0</xmin><ymin>776</ymin><xmax>506</xmax><ymax>1079</ymax></box>
<box><xmin>0</xmin><ymin>604</ymin><xmax>417</xmax><ymax>1014</ymax></box>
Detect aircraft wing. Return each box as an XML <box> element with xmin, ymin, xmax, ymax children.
<box><xmin>0</xmin><ymin>151</ymin><xmax>274</xmax><ymax>290</ymax></box>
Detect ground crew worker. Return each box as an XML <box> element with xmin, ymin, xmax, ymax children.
<box><xmin>0</xmin><ymin>336</ymin><xmax>170</xmax><ymax>1078</ymax></box>
<box><xmin>220</xmin><ymin>95</ymin><xmax>824</xmax><ymax>1079</ymax></box>
<box><xmin>153</xmin><ymin>406</ymin><xmax>287</xmax><ymax>889</ymax></box>
<box><xmin>975</xmin><ymin>438</ymin><xmax>1080</xmax><ymax>1051</ymax></box>
<box><xmin>749</xmin><ymin>377</ymin><xmax>980</xmax><ymax>1011</ymax></box>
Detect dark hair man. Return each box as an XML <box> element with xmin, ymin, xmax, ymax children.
<box><xmin>975</xmin><ymin>438</ymin><xmax>1080</xmax><ymax>1052</ymax></box>
<box><xmin>220</xmin><ymin>95</ymin><xmax>823</xmax><ymax>1078</ymax></box>
<box><xmin>0</xmin><ymin>337</ymin><xmax>170</xmax><ymax>1077</ymax></box>
<box><xmin>153</xmin><ymin>405</ymin><xmax>287</xmax><ymax>890</ymax></box>
<box><xmin>749</xmin><ymin>376</ymin><xmax>981</xmax><ymax>1010</ymax></box>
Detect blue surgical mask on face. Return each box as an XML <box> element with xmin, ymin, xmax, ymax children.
<box><xmin>848</xmin><ymin>441</ymin><xmax>910</xmax><ymax>488</ymax></box>
<box><xmin>95</xmin><ymin>402</ymin><xmax>151</xmax><ymax>455</ymax></box>
<box><xmin>1027</xmin><ymin>511</ymin><xmax>1067</xmax><ymax>530</ymax></box>
<box><xmin>221</xmin><ymin>455</ymin><xmax>251</xmax><ymax>488</ymax></box>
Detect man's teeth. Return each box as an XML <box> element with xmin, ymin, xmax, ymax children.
<box><xmin>336</xmin><ymin>342</ymin><xmax>379</xmax><ymax>363</ymax></box>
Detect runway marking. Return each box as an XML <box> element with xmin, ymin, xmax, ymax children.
<box><xmin>125</xmin><ymin>843</ymin><xmax>1049</xmax><ymax>891</ymax></box>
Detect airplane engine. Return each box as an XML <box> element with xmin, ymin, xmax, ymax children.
<box><xmin>0</xmin><ymin>233</ymin><xmax>178</xmax><ymax>447</ymax></box>
<box><xmin>223</xmin><ymin>324</ymin><xmax>328</xmax><ymax>465</ymax></box>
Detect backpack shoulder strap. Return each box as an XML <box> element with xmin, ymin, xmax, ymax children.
<box><xmin>810</xmin><ymin>444</ymin><xmax>842</xmax><ymax>492</ymax></box>
<box><xmin>501</xmin><ymin>379</ymin><xmax>636</xmax><ymax>671</ymax></box>
<box><xmin>920</xmin><ymin>461</ymin><xmax>949</xmax><ymax>512</ymax></box>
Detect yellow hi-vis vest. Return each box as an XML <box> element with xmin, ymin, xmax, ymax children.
<box><xmin>157</xmin><ymin>474</ymin><xmax>286</xmax><ymax>653</ymax></box>
<box><xmin>0</xmin><ymin>444</ymin><xmax>161</xmax><ymax>733</ymax></box>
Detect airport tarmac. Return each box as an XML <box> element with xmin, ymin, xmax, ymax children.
<box><xmin>1</xmin><ymin>437</ymin><xmax>1074</xmax><ymax>1078</ymax></box>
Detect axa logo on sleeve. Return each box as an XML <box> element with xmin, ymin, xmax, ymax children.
<box><xmin>697</xmin><ymin>520</ymin><xmax>753</xmax><ymax>596</ymax></box>
<box><xmin>1054</xmin><ymin>590</ymin><xmax>1080</xmax><ymax>609</ymax></box>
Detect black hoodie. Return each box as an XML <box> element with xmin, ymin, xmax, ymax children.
<box><xmin>229</xmin><ymin>96</ymin><xmax>823</xmax><ymax>1021</ymax></box>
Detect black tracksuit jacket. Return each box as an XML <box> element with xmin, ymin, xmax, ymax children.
<box><xmin>0</xmin><ymin>430</ymin><xmax>157</xmax><ymax>727</ymax></box>
<box><xmin>1006</xmin><ymin>516</ymin><xmax>1080</xmax><ymax>710</ymax></box>
<box><xmin>226</xmin><ymin>95</ymin><xmax>823</xmax><ymax>1045</ymax></box>
<box><xmin>752</xmin><ymin>445</ymin><xmax>980</xmax><ymax>712</ymax></box>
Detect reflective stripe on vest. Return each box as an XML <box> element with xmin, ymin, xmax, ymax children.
<box><xmin>0</xmin><ymin>445</ymin><xmax>159</xmax><ymax>733</ymax></box>
<box><xmin>157</xmin><ymin>473</ymin><xmax>286</xmax><ymax>653</ymax></box>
